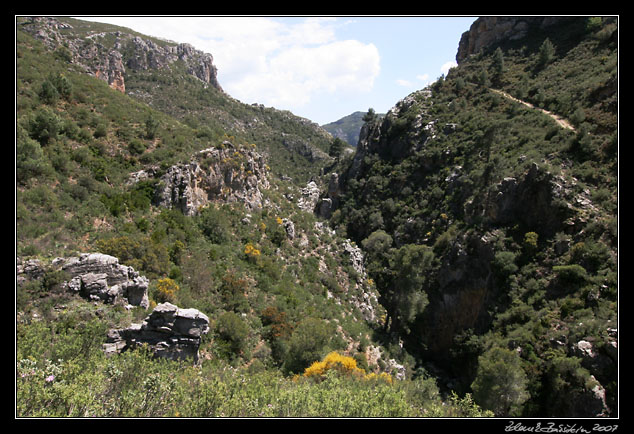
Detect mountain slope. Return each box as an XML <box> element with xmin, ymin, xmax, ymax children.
<box><xmin>325</xmin><ymin>16</ymin><xmax>618</xmax><ymax>418</ymax></box>
<box><xmin>15</xmin><ymin>15</ymin><xmax>618</xmax><ymax>419</ymax></box>
<box><xmin>16</xmin><ymin>16</ymin><xmax>496</xmax><ymax>418</ymax></box>
<box><xmin>18</xmin><ymin>16</ymin><xmax>334</xmax><ymax>185</ymax></box>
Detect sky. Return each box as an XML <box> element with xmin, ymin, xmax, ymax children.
<box><xmin>78</xmin><ymin>16</ymin><xmax>477</xmax><ymax>125</ymax></box>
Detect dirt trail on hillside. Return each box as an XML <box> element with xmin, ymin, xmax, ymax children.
<box><xmin>491</xmin><ymin>89</ymin><xmax>576</xmax><ymax>131</ymax></box>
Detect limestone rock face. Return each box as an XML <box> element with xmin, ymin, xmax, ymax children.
<box><xmin>19</xmin><ymin>16</ymin><xmax>222</xmax><ymax>94</ymax></box>
<box><xmin>150</xmin><ymin>143</ymin><xmax>270</xmax><ymax>215</ymax></box>
<box><xmin>456</xmin><ymin>16</ymin><xmax>576</xmax><ymax>64</ymax></box>
<box><xmin>17</xmin><ymin>253</ymin><xmax>149</xmax><ymax>309</ymax></box>
<box><xmin>298</xmin><ymin>181</ymin><xmax>321</xmax><ymax>212</ymax></box>
<box><xmin>57</xmin><ymin>253</ymin><xmax>149</xmax><ymax>309</ymax></box>
<box><xmin>104</xmin><ymin>302</ymin><xmax>210</xmax><ymax>363</ymax></box>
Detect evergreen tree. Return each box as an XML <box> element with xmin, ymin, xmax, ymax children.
<box><xmin>538</xmin><ymin>38</ymin><xmax>555</xmax><ymax>68</ymax></box>
<box><xmin>362</xmin><ymin>108</ymin><xmax>377</xmax><ymax>123</ymax></box>
<box><xmin>383</xmin><ymin>244</ymin><xmax>434</xmax><ymax>335</ymax></box>
<box><xmin>329</xmin><ymin>137</ymin><xmax>346</xmax><ymax>159</ymax></box>
<box><xmin>492</xmin><ymin>47</ymin><xmax>505</xmax><ymax>83</ymax></box>
<box><xmin>471</xmin><ymin>346</ymin><xmax>530</xmax><ymax>416</ymax></box>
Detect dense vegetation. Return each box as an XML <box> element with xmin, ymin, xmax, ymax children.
<box><xmin>15</xmin><ymin>17</ymin><xmax>495</xmax><ymax>418</ymax></box>
<box><xmin>328</xmin><ymin>17</ymin><xmax>617</xmax><ymax>417</ymax></box>
<box><xmin>15</xmin><ymin>16</ymin><xmax>617</xmax><ymax>419</ymax></box>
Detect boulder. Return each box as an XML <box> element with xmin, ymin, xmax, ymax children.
<box><xmin>104</xmin><ymin>302</ymin><xmax>209</xmax><ymax>363</ymax></box>
<box><xmin>17</xmin><ymin>253</ymin><xmax>149</xmax><ymax>309</ymax></box>
<box><xmin>58</xmin><ymin>253</ymin><xmax>149</xmax><ymax>309</ymax></box>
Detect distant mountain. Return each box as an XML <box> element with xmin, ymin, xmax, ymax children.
<box><xmin>321</xmin><ymin>111</ymin><xmax>384</xmax><ymax>147</ymax></box>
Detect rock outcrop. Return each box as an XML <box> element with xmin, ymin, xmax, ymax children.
<box><xmin>57</xmin><ymin>253</ymin><xmax>150</xmax><ymax>309</ymax></box>
<box><xmin>481</xmin><ymin>163</ymin><xmax>573</xmax><ymax>236</ymax></box>
<box><xmin>104</xmin><ymin>302</ymin><xmax>209</xmax><ymax>363</ymax></box>
<box><xmin>297</xmin><ymin>180</ymin><xmax>321</xmax><ymax>212</ymax></box>
<box><xmin>349</xmin><ymin>88</ymin><xmax>434</xmax><ymax>180</ymax></box>
<box><xmin>19</xmin><ymin>16</ymin><xmax>222</xmax><ymax>94</ymax></box>
<box><xmin>131</xmin><ymin>142</ymin><xmax>269</xmax><ymax>216</ymax></box>
<box><xmin>18</xmin><ymin>253</ymin><xmax>149</xmax><ymax>309</ymax></box>
<box><xmin>456</xmin><ymin>16</ymin><xmax>576</xmax><ymax>64</ymax></box>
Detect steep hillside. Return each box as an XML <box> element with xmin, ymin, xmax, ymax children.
<box><xmin>16</xmin><ymin>16</ymin><xmax>497</xmax><ymax>418</ymax></box>
<box><xmin>15</xmin><ymin>15</ymin><xmax>618</xmax><ymax>419</ymax></box>
<box><xmin>324</xmin><ymin>16</ymin><xmax>618</xmax><ymax>418</ymax></box>
<box><xmin>18</xmin><ymin>17</ymin><xmax>334</xmax><ymax>185</ymax></box>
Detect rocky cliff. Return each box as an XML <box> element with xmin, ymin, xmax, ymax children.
<box><xmin>456</xmin><ymin>16</ymin><xmax>576</xmax><ymax>64</ymax></box>
<box><xmin>128</xmin><ymin>140</ymin><xmax>270</xmax><ymax>216</ymax></box>
<box><xmin>19</xmin><ymin>16</ymin><xmax>222</xmax><ymax>94</ymax></box>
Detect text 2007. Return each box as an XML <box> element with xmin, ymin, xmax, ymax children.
<box><xmin>593</xmin><ymin>425</ymin><xmax>618</xmax><ymax>433</ymax></box>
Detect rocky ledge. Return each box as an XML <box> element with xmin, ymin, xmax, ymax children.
<box><xmin>17</xmin><ymin>253</ymin><xmax>149</xmax><ymax>309</ymax></box>
<box><xmin>104</xmin><ymin>302</ymin><xmax>210</xmax><ymax>363</ymax></box>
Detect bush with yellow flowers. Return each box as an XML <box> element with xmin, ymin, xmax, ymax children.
<box><xmin>155</xmin><ymin>277</ymin><xmax>179</xmax><ymax>303</ymax></box>
<box><xmin>302</xmin><ymin>351</ymin><xmax>392</xmax><ymax>384</ymax></box>
<box><xmin>244</xmin><ymin>242</ymin><xmax>261</xmax><ymax>262</ymax></box>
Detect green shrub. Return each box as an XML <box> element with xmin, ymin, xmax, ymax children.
<box><xmin>553</xmin><ymin>264</ymin><xmax>589</xmax><ymax>285</ymax></box>
<box><xmin>215</xmin><ymin>311</ymin><xmax>250</xmax><ymax>358</ymax></box>
<box><xmin>28</xmin><ymin>107</ymin><xmax>61</xmax><ymax>145</ymax></box>
<box><xmin>471</xmin><ymin>346</ymin><xmax>530</xmax><ymax>416</ymax></box>
<box><xmin>16</xmin><ymin>124</ymin><xmax>53</xmax><ymax>184</ymax></box>
<box><xmin>128</xmin><ymin>138</ymin><xmax>147</xmax><ymax>155</ymax></box>
<box><xmin>493</xmin><ymin>251</ymin><xmax>519</xmax><ymax>278</ymax></box>
<box><xmin>284</xmin><ymin>317</ymin><xmax>340</xmax><ymax>374</ymax></box>
<box><xmin>197</xmin><ymin>206</ymin><xmax>230</xmax><ymax>244</ymax></box>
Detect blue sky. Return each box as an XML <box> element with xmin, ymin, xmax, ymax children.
<box><xmin>79</xmin><ymin>16</ymin><xmax>476</xmax><ymax>125</ymax></box>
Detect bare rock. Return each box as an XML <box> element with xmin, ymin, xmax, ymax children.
<box><xmin>59</xmin><ymin>253</ymin><xmax>149</xmax><ymax>309</ymax></box>
<box><xmin>152</xmin><ymin>144</ymin><xmax>269</xmax><ymax>215</ymax></box>
<box><xmin>456</xmin><ymin>17</ymin><xmax>577</xmax><ymax>64</ymax></box>
<box><xmin>104</xmin><ymin>302</ymin><xmax>209</xmax><ymax>363</ymax></box>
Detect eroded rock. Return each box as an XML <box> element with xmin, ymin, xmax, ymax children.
<box><xmin>104</xmin><ymin>302</ymin><xmax>209</xmax><ymax>363</ymax></box>
<box><xmin>60</xmin><ymin>253</ymin><xmax>150</xmax><ymax>309</ymax></box>
<box><xmin>18</xmin><ymin>253</ymin><xmax>149</xmax><ymax>309</ymax></box>
<box><xmin>151</xmin><ymin>144</ymin><xmax>269</xmax><ymax>215</ymax></box>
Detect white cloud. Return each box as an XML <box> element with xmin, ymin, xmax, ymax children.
<box><xmin>229</xmin><ymin>39</ymin><xmax>379</xmax><ymax>110</ymax></box>
<box><xmin>224</xmin><ymin>25</ymin><xmax>380</xmax><ymax>110</ymax></box>
<box><xmin>440</xmin><ymin>60</ymin><xmax>457</xmax><ymax>75</ymax></box>
<box><xmin>416</xmin><ymin>73</ymin><xmax>430</xmax><ymax>82</ymax></box>
<box><xmin>80</xmin><ymin>16</ymin><xmax>380</xmax><ymax>112</ymax></box>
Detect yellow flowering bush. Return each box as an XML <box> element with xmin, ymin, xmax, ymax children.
<box><xmin>244</xmin><ymin>242</ymin><xmax>261</xmax><ymax>262</ymax></box>
<box><xmin>363</xmin><ymin>371</ymin><xmax>393</xmax><ymax>384</ymax></box>
<box><xmin>156</xmin><ymin>277</ymin><xmax>179</xmax><ymax>303</ymax></box>
<box><xmin>303</xmin><ymin>352</ymin><xmax>394</xmax><ymax>385</ymax></box>
<box><xmin>303</xmin><ymin>352</ymin><xmax>365</xmax><ymax>379</ymax></box>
